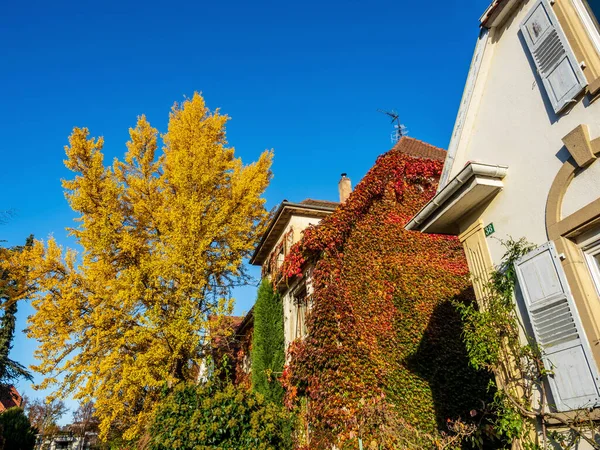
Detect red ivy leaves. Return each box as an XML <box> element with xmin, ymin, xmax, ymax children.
<box><xmin>279</xmin><ymin>148</ymin><xmax>478</xmax><ymax>448</ymax></box>
<box><xmin>281</xmin><ymin>150</ymin><xmax>443</xmax><ymax>283</ymax></box>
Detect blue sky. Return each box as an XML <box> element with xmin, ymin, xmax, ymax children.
<box><xmin>1</xmin><ymin>0</ymin><xmax>489</xmax><ymax>421</ymax></box>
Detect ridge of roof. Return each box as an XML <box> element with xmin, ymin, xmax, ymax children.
<box><xmin>300</xmin><ymin>198</ymin><xmax>340</xmax><ymax>208</ymax></box>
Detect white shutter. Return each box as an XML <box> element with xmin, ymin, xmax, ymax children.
<box><xmin>520</xmin><ymin>0</ymin><xmax>587</xmax><ymax>113</ymax></box>
<box><xmin>515</xmin><ymin>242</ymin><xmax>600</xmax><ymax>411</ymax></box>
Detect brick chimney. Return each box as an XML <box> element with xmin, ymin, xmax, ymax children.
<box><xmin>338</xmin><ymin>173</ymin><xmax>352</xmax><ymax>203</ymax></box>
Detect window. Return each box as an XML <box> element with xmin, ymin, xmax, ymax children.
<box><xmin>276</xmin><ymin>246</ymin><xmax>285</xmax><ymax>268</ymax></box>
<box><xmin>293</xmin><ymin>283</ymin><xmax>309</xmax><ymax>341</ymax></box>
<box><xmin>520</xmin><ymin>0</ymin><xmax>587</xmax><ymax>113</ymax></box>
<box><xmin>515</xmin><ymin>241</ymin><xmax>600</xmax><ymax>411</ymax></box>
<box><xmin>579</xmin><ymin>229</ymin><xmax>600</xmax><ymax>296</ymax></box>
<box><xmin>574</xmin><ymin>0</ymin><xmax>600</xmax><ymax>53</ymax></box>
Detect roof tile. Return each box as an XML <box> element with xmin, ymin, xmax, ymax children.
<box><xmin>391</xmin><ymin>136</ymin><xmax>446</xmax><ymax>161</ymax></box>
<box><xmin>300</xmin><ymin>199</ymin><xmax>339</xmax><ymax>209</ymax></box>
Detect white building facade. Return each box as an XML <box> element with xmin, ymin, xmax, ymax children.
<box><xmin>407</xmin><ymin>0</ymin><xmax>600</xmax><ymax>446</ymax></box>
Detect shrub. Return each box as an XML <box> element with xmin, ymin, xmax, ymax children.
<box><xmin>148</xmin><ymin>379</ymin><xmax>293</xmax><ymax>450</ymax></box>
<box><xmin>0</xmin><ymin>407</ymin><xmax>36</xmax><ymax>450</ymax></box>
<box><xmin>251</xmin><ymin>279</ymin><xmax>285</xmax><ymax>404</ymax></box>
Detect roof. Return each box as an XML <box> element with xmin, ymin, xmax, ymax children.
<box><xmin>0</xmin><ymin>386</ymin><xmax>22</xmax><ymax>412</ymax></box>
<box><xmin>392</xmin><ymin>136</ymin><xmax>446</xmax><ymax>161</ymax></box>
<box><xmin>480</xmin><ymin>0</ymin><xmax>512</xmax><ymax>28</ymax></box>
<box><xmin>250</xmin><ymin>199</ymin><xmax>338</xmax><ymax>266</ymax></box>
<box><xmin>236</xmin><ymin>307</ymin><xmax>254</xmax><ymax>336</ymax></box>
<box><xmin>300</xmin><ymin>199</ymin><xmax>340</xmax><ymax>209</ymax></box>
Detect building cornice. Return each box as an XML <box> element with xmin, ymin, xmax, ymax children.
<box><xmin>250</xmin><ymin>201</ymin><xmax>337</xmax><ymax>266</ymax></box>
<box><xmin>480</xmin><ymin>0</ymin><xmax>519</xmax><ymax>28</ymax></box>
<box><xmin>406</xmin><ymin>162</ymin><xmax>508</xmax><ymax>235</ymax></box>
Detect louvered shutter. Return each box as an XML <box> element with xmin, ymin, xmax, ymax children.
<box><xmin>520</xmin><ymin>0</ymin><xmax>587</xmax><ymax>113</ymax></box>
<box><xmin>515</xmin><ymin>241</ymin><xmax>600</xmax><ymax>411</ymax></box>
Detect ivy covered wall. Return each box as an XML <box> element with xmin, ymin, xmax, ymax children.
<box><xmin>281</xmin><ymin>140</ymin><xmax>493</xmax><ymax>448</ymax></box>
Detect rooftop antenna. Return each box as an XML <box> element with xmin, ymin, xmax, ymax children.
<box><xmin>377</xmin><ymin>109</ymin><xmax>408</xmax><ymax>143</ymax></box>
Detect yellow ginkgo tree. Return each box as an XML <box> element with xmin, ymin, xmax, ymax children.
<box><xmin>6</xmin><ymin>93</ymin><xmax>273</xmax><ymax>441</ymax></box>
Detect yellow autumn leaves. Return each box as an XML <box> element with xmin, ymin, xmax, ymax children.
<box><xmin>4</xmin><ymin>93</ymin><xmax>273</xmax><ymax>441</ymax></box>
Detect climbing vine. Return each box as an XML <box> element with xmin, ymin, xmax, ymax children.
<box><xmin>280</xmin><ymin>143</ymin><xmax>495</xmax><ymax>449</ymax></box>
<box><xmin>263</xmin><ymin>228</ymin><xmax>294</xmax><ymax>281</ymax></box>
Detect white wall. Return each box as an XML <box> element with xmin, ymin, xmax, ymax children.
<box><xmin>447</xmin><ymin>0</ymin><xmax>600</xmax><ymax>263</ymax></box>
<box><xmin>563</xmin><ymin>158</ymin><xmax>600</xmax><ymax>217</ymax></box>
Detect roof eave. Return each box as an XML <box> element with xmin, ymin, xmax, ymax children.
<box><xmin>480</xmin><ymin>0</ymin><xmax>518</xmax><ymax>28</ymax></box>
<box><xmin>250</xmin><ymin>201</ymin><xmax>337</xmax><ymax>266</ymax></box>
<box><xmin>236</xmin><ymin>307</ymin><xmax>254</xmax><ymax>334</ymax></box>
<box><xmin>405</xmin><ymin>162</ymin><xmax>508</xmax><ymax>235</ymax></box>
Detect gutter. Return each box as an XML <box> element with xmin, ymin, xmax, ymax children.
<box><xmin>480</xmin><ymin>0</ymin><xmax>509</xmax><ymax>27</ymax></box>
<box><xmin>406</xmin><ymin>162</ymin><xmax>508</xmax><ymax>231</ymax></box>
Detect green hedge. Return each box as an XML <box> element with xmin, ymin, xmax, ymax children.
<box><xmin>251</xmin><ymin>279</ymin><xmax>285</xmax><ymax>404</ymax></box>
<box><xmin>149</xmin><ymin>380</ymin><xmax>293</xmax><ymax>450</ymax></box>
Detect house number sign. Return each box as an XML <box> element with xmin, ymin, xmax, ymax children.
<box><xmin>484</xmin><ymin>222</ymin><xmax>495</xmax><ymax>237</ymax></box>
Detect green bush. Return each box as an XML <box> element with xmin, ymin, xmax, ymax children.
<box><xmin>251</xmin><ymin>279</ymin><xmax>285</xmax><ymax>404</ymax></box>
<box><xmin>0</xmin><ymin>407</ymin><xmax>36</xmax><ymax>450</ymax></box>
<box><xmin>149</xmin><ymin>379</ymin><xmax>293</xmax><ymax>450</ymax></box>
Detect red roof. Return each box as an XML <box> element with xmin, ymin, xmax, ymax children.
<box><xmin>208</xmin><ymin>315</ymin><xmax>245</xmax><ymax>349</ymax></box>
<box><xmin>0</xmin><ymin>386</ymin><xmax>23</xmax><ymax>412</ymax></box>
<box><xmin>391</xmin><ymin>136</ymin><xmax>446</xmax><ymax>161</ymax></box>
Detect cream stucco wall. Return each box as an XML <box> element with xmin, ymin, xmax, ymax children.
<box><xmin>447</xmin><ymin>0</ymin><xmax>600</xmax><ymax>263</ymax></box>
<box><xmin>429</xmin><ymin>1</ymin><xmax>600</xmax><ymax>443</ymax></box>
<box><xmin>266</xmin><ymin>214</ymin><xmax>323</xmax><ymax>275</ymax></box>
<box><xmin>563</xmin><ymin>157</ymin><xmax>600</xmax><ymax>217</ymax></box>
<box><xmin>264</xmin><ymin>213</ymin><xmax>324</xmax><ymax>350</ymax></box>
<box><xmin>272</xmin><ymin>215</ymin><xmax>322</xmax><ymax>253</ymax></box>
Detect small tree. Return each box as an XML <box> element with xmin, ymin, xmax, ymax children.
<box><xmin>251</xmin><ymin>279</ymin><xmax>285</xmax><ymax>404</ymax></box>
<box><xmin>24</xmin><ymin>397</ymin><xmax>67</xmax><ymax>435</ymax></box>
<box><xmin>71</xmin><ymin>401</ymin><xmax>99</xmax><ymax>438</ymax></box>
<box><xmin>0</xmin><ymin>407</ymin><xmax>36</xmax><ymax>450</ymax></box>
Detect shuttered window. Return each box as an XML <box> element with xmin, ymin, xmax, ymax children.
<box><xmin>515</xmin><ymin>241</ymin><xmax>600</xmax><ymax>411</ymax></box>
<box><xmin>520</xmin><ymin>0</ymin><xmax>588</xmax><ymax>113</ymax></box>
<box><xmin>293</xmin><ymin>283</ymin><xmax>309</xmax><ymax>341</ymax></box>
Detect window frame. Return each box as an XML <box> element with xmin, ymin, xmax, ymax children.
<box><xmin>293</xmin><ymin>283</ymin><xmax>308</xmax><ymax>341</ymax></box>
<box><xmin>578</xmin><ymin>227</ymin><xmax>600</xmax><ymax>297</ymax></box>
<box><xmin>583</xmin><ymin>242</ymin><xmax>600</xmax><ymax>296</ymax></box>
<box><xmin>572</xmin><ymin>0</ymin><xmax>600</xmax><ymax>55</ymax></box>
